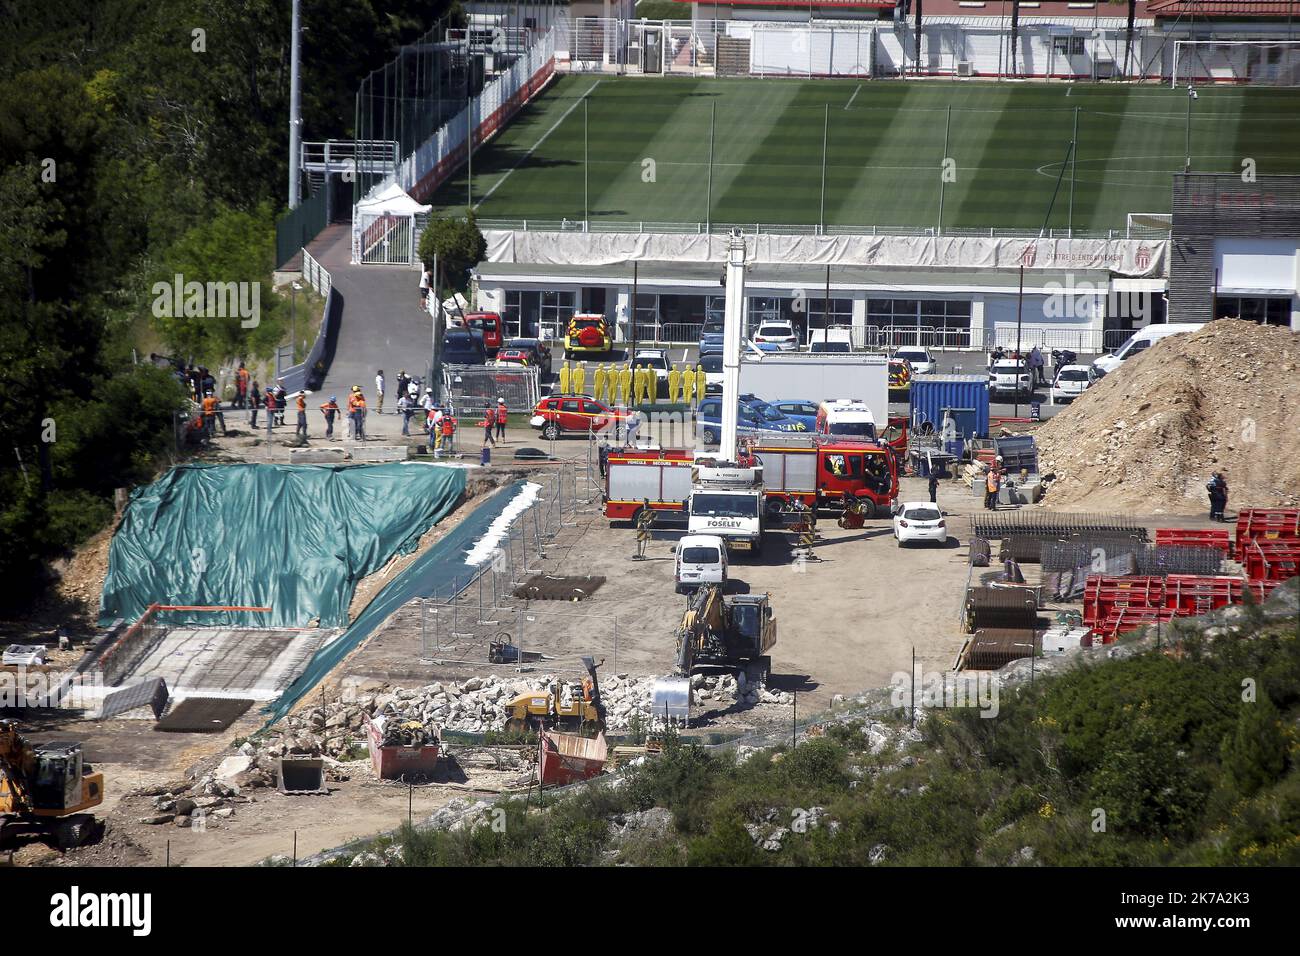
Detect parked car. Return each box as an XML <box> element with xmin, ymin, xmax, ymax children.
<box><xmin>530</xmin><ymin>395</ymin><xmax>620</xmax><ymax>439</ymax></box>
<box><xmin>499</xmin><ymin>338</ymin><xmax>553</xmax><ymax>376</ymax></box>
<box><xmin>633</xmin><ymin>347</ymin><xmax>670</xmax><ymax>396</ymax></box>
<box><xmin>564</xmin><ymin>313</ymin><xmax>612</xmax><ymax>359</ymax></box>
<box><xmin>752</xmin><ymin>321</ymin><xmax>798</xmax><ymax>351</ymax></box>
<box><xmin>808</xmin><ymin>326</ymin><xmax>853</xmax><ymax>350</ymax></box>
<box><xmin>698</xmin><ymin>321</ymin><xmax>725</xmax><ymax>354</ymax></box>
<box><xmin>695</xmin><ymin>397</ymin><xmax>803</xmax><ymax>445</ymax></box>
<box><xmin>768</xmin><ymin>399</ymin><xmax>820</xmax><ymax>431</ymax></box>
<box><xmin>893</xmin><ymin>502</ymin><xmax>947</xmax><ymax>547</ymax></box>
<box><xmin>442</xmin><ymin>330</ymin><xmax>487</xmax><ymax>365</ymax></box>
<box><xmin>1050</xmin><ymin>364</ymin><xmax>1098</xmax><ymax>403</ymax></box>
<box><xmin>741</xmin><ymin>395</ymin><xmax>810</xmax><ymax>433</ymax></box>
<box><xmin>698</xmin><ymin>352</ymin><xmax>723</xmax><ymax>393</ymax></box>
<box><xmin>892</xmin><ymin>347</ymin><xmax>936</xmax><ymax>375</ymax></box>
<box><xmin>988</xmin><ymin>358</ymin><xmax>1033</xmax><ymax>399</ymax></box>
<box><xmin>673</xmin><ymin>533</ymin><xmax>728</xmax><ymax>594</ymax></box>
<box><xmin>810</xmin><ymin>340</ymin><xmax>851</xmax><ymax>353</ymax></box>
<box><xmin>1092</xmin><ymin>323</ymin><xmax>1201</xmax><ymax>376</ymax></box>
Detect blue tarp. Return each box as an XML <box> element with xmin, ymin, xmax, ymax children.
<box><xmin>99</xmin><ymin>463</ymin><xmax>467</xmax><ymax>629</ymax></box>
<box><xmin>261</xmin><ymin>481</ymin><xmax>526</xmax><ymax>726</ymax></box>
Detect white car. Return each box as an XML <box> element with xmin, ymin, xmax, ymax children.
<box><xmin>1050</xmin><ymin>364</ymin><xmax>1098</xmax><ymax>403</ymax></box>
<box><xmin>633</xmin><ymin>348</ymin><xmax>670</xmax><ymax>394</ymax></box>
<box><xmin>892</xmin><ymin>347</ymin><xmax>936</xmax><ymax>375</ymax></box>
<box><xmin>988</xmin><ymin>359</ymin><xmax>1033</xmax><ymax>400</ymax></box>
<box><xmin>673</xmin><ymin>533</ymin><xmax>728</xmax><ymax>594</ymax></box>
<box><xmin>893</xmin><ymin>502</ymin><xmax>948</xmax><ymax>547</ymax></box>
<box><xmin>753</xmin><ymin>321</ymin><xmax>798</xmax><ymax>351</ymax></box>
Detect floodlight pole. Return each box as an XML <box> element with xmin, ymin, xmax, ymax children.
<box><xmin>706</xmin><ymin>102</ymin><xmax>715</xmax><ymax>235</ymax></box>
<box><xmin>287</xmin><ymin>0</ymin><xmax>302</xmax><ymax>209</ymax></box>
<box><xmin>1184</xmin><ymin>84</ymin><xmax>1196</xmax><ymax>173</ymax></box>
<box><xmin>584</xmin><ymin>96</ymin><xmax>590</xmax><ymax>230</ymax></box>
<box><xmin>720</xmin><ymin>230</ymin><xmax>746</xmax><ymax>458</ymax></box>
<box><xmin>819</xmin><ymin>104</ymin><xmax>829</xmax><ymax>233</ymax></box>
<box><xmin>1068</xmin><ymin>106</ymin><xmax>1078</xmax><ymax>237</ymax></box>
<box><xmin>938</xmin><ymin>104</ymin><xmax>951</xmax><ymax>235</ymax></box>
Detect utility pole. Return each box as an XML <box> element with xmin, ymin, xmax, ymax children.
<box><xmin>706</xmin><ymin>102</ymin><xmax>715</xmax><ymax>235</ymax></box>
<box><xmin>288</xmin><ymin>0</ymin><xmax>302</xmax><ymax>209</ymax></box>
<box><xmin>819</xmin><ymin>103</ymin><xmax>829</xmax><ymax>233</ymax></box>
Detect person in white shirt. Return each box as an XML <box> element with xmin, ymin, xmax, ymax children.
<box><xmin>421</xmin><ymin>387</ymin><xmax>435</xmax><ymax>412</ymax></box>
<box><xmin>418</xmin><ymin>267</ymin><xmax>431</xmax><ymax>307</ymax></box>
<box><xmin>375</xmin><ymin>370</ymin><xmax>385</xmax><ymax>414</ymax></box>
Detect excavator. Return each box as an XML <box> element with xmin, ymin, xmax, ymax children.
<box><xmin>652</xmin><ymin>585</ymin><xmax>777</xmax><ymax>722</ymax></box>
<box><xmin>503</xmin><ymin>656</ymin><xmax>606</xmax><ymax>735</ymax></box>
<box><xmin>1</xmin><ymin>719</ymin><xmax>104</xmax><ymax>850</ymax></box>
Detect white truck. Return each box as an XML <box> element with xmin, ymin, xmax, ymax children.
<box><xmin>687</xmin><ymin>460</ymin><xmax>765</xmax><ymax>555</ymax></box>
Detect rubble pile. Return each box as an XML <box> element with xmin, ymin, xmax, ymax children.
<box><xmin>1036</xmin><ymin>320</ymin><xmax>1300</xmax><ymax>514</ymax></box>
<box><xmin>131</xmin><ymin>749</ymin><xmax>303</xmax><ymax>827</ymax></box>
<box><xmin>264</xmin><ymin>670</ymin><xmax>794</xmax><ymax>758</ymax></box>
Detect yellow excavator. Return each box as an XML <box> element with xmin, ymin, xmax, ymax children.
<box><xmin>1</xmin><ymin>719</ymin><xmax>104</xmax><ymax>850</ymax></box>
<box><xmin>503</xmin><ymin>657</ymin><xmax>606</xmax><ymax>735</ymax></box>
<box><xmin>652</xmin><ymin>585</ymin><xmax>777</xmax><ymax>722</ymax></box>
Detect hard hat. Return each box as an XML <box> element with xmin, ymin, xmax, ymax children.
<box><xmin>330</xmin><ymin>395</ymin><xmax>336</xmax><ymax>402</ymax></box>
<box><xmin>497</xmin><ymin>397</ymin><xmax>506</xmax><ymax>404</ymax></box>
<box><xmin>996</xmin><ymin>455</ymin><xmax>1004</xmax><ymax>462</ymax></box>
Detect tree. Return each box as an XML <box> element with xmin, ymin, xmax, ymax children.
<box><xmin>1221</xmin><ymin>694</ymin><xmax>1288</xmax><ymax>797</ymax></box>
<box><xmin>416</xmin><ymin>210</ymin><xmax>487</xmax><ymax>296</ymax></box>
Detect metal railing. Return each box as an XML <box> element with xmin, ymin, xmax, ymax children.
<box><xmin>301</xmin><ymin>249</ymin><xmax>331</xmax><ymax>298</ymax></box>
<box><xmin>300</xmin><ymin>140</ymin><xmax>400</xmax><ymax>176</ymax></box>
<box><xmin>475</xmin><ymin>217</ymin><xmax>1152</xmax><ymax>241</ymax></box>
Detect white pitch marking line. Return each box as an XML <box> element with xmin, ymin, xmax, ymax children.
<box><xmin>474</xmin><ymin>78</ymin><xmax>603</xmax><ymax>210</ymax></box>
<box><xmin>845</xmin><ymin>84</ymin><xmax>862</xmax><ymax>110</ymax></box>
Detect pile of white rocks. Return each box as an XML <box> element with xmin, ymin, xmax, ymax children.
<box><xmin>266</xmin><ymin>669</ymin><xmax>795</xmax><ymax>750</ymax></box>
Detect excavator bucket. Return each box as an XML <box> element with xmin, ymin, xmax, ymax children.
<box><xmin>650</xmin><ymin>677</ymin><xmax>690</xmax><ymax>724</ymax></box>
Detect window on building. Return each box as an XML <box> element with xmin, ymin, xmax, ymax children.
<box><xmin>540</xmin><ymin>290</ymin><xmax>576</xmax><ymax>338</ymax></box>
<box><xmin>1053</xmin><ymin>36</ymin><xmax>1085</xmax><ymax>56</ymax></box>
<box><xmin>1214</xmin><ymin>296</ymin><xmax>1292</xmax><ymax>327</ymax></box>
<box><xmin>867</xmin><ymin>298</ymin><xmax>971</xmax><ymax>346</ymax></box>
<box><xmin>504</xmin><ymin>290</ymin><xmax>541</xmax><ymax>338</ymax></box>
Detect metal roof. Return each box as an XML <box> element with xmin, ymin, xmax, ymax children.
<box><xmin>1148</xmin><ymin>0</ymin><xmax>1300</xmax><ymax>15</ymax></box>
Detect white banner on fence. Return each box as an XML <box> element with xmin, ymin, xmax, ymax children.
<box><xmin>484</xmin><ymin>230</ymin><xmax>1169</xmax><ymax>278</ymax></box>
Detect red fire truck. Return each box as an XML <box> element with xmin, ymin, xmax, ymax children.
<box><xmin>603</xmin><ymin>447</ymin><xmax>694</xmax><ymax>522</ymax></box>
<box><xmin>748</xmin><ymin>435</ymin><xmax>898</xmax><ymax>517</ymax></box>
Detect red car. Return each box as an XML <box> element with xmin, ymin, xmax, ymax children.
<box><xmin>530</xmin><ymin>395</ymin><xmax>623</xmax><ymax>439</ymax></box>
<box><xmin>464</xmin><ymin>312</ymin><xmax>504</xmax><ymax>355</ymax></box>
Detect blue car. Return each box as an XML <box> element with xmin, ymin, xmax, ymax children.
<box><xmin>698</xmin><ymin>321</ymin><xmax>724</xmax><ymax>354</ymax></box>
<box><xmin>695</xmin><ymin>397</ymin><xmax>805</xmax><ymax>445</ymax></box>
<box><xmin>767</xmin><ymin>399</ymin><xmax>820</xmax><ymax>431</ymax></box>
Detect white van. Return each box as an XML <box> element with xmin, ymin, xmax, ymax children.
<box><xmin>1093</xmin><ymin>323</ymin><xmax>1200</xmax><ymax>376</ymax></box>
<box><xmin>674</xmin><ymin>534</ymin><xmax>728</xmax><ymax>594</ymax></box>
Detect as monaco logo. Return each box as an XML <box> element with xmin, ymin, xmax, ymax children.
<box><xmin>1020</xmin><ymin>243</ymin><xmax>1037</xmax><ymax>268</ymax></box>
<box><xmin>1135</xmin><ymin>245</ymin><xmax>1152</xmax><ymax>271</ymax></box>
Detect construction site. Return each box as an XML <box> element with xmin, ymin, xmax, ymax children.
<box><xmin>3</xmin><ymin>293</ymin><xmax>1298</xmax><ymax>867</ymax></box>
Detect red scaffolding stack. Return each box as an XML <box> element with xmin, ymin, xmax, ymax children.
<box><xmin>1082</xmin><ymin>575</ymin><xmax>1165</xmax><ymax>627</ymax></box>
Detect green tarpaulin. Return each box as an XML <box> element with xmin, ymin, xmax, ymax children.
<box><xmin>99</xmin><ymin>463</ymin><xmax>467</xmax><ymax>629</ymax></box>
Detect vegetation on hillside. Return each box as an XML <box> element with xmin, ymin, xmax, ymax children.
<box><xmin>0</xmin><ymin>1</ymin><xmax>452</xmax><ymax>614</ymax></box>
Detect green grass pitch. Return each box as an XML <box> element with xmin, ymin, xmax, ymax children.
<box><xmin>429</xmin><ymin>75</ymin><xmax>1300</xmax><ymax>233</ymax></box>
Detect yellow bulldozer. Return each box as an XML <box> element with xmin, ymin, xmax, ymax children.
<box><xmin>503</xmin><ymin>656</ymin><xmax>606</xmax><ymax>734</ymax></box>
<box><xmin>1</xmin><ymin>719</ymin><xmax>104</xmax><ymax>850</ymax></box>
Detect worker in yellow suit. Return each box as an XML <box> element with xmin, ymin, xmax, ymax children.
<box><xmin>694</xmin><ymin>365</ymin><xmax>707</xmax><ymax>407</ymax></box>
<box><xmin>629</xmin><ymin>364</ymin><xmax>640</xmax><ymax>406</ymax></box>
<box><xmin>558</xmin><ymin>362</ymin><xmax>571</xmax><ymax>396</ymax></box>
<box><xmin>668</xmin><ymin>364</ymin><xmax>681</xmax><ymax>406</ymax></box>
<box><xmin>645</xmin><ymin>366</ymin><xmax>657</xmax><ymax>405</ymax></box>
<box><xmin>572</xmin><ymin>362</ymin><xmax>587</xmax><ymax>397</ymax></box>
<box><xmin>619</xmin><ymin>365</ymin><xmax>632</xmax><ymax>407</ymax></box>
<box><xmin>594</xmin><ymin>364</ymin><xmax>607</xmax><ymax>404</ymax></box>
<box><xmin>681</xmin><ymin>363</ymin><xmax>695</xmax><ymax>406</ymax></box>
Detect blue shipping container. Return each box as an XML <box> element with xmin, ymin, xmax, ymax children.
<box><xmin>910</xmin><ymin>375</ymin><xmax>990</xmax><ymax>440</ymax></box>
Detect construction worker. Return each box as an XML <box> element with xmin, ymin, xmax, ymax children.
<box><xmin>320</xmin><ymin>395</ymin><xmax>340</xmax><ymax>438</ymax></box>
<box><xmin>572</xmin><ymin>361</ymin><xmax>586</xmax><ymax>397</ymax></box>
<box><xmin>353</xmin><ymin>389</ymin><xmax>368</xmax><ymax>440</ymax></box>
<box><xmin>495</xmin><ymin>398</ymin><xmax>508</xmax><ymax>442</ymax></box>
<box><xmin>668</xmin><ymin>364</ymin><xmax>681</xmax><ymax>405</ymax></box>
<box><xmin>681</xmin><ymin>363</ymin><xmax>695</xmax><ymax>407</ymax></box>
<box><xmin>985</xmin><ymin>460</ymin><xmax>1002</xmax><ymax>511</ymax></box>
<box><xmin>375</xmin><ymin>370</ymin><xmax>385</xmax><ymax>414</ymax></box>
<box><xmin>346</xmin><ymin>386</ymin><xmax>360</xmax><ymax>439</ymax></box>
<box><xmin>235</xmin><ymin>362</ymin><xmax>250</xmax><ymax>409</ymax></box>
<box><xmin>594</xmin><ymin>364</ymin><xmax>607</xmax><ymax>404</ymax></box>
<box><xmin>634</xmin><ymin>499</ymin><xmax>655</xmax><ymax>559</ymax></box>
<box><xmin>694</xmin><ymin>365</ymin><xmax>707</xmax><ymax>408</ymax></box>
<box><xmin>397</xmin><ymin>391</ymin><xmax>413</xmax><ymax>436</ymax></box>
<box><xmin>248</xmin><ymin>380</ymin><xmax>261</xmax><ymax>428</ymax></box>
<box><xmin>440</xmin><ymin>410</ymin><xmax>455</xmax><ymax>454</ymax></box>
<box><xmin>201</xmin><ymin>391</ymin><xmax>224</xmax><ymax>437</ymax></box>
<box><xmin>558</xmin><ymin>361</ymin><xmax>571</xmax><ymax>395</ymax></box>
<box><xmin>295</xmin><ymin>391</ymin><xmax>308</xmax><ymax>439</ymax></box>
<box><xmin>481</xmin><ymin>404</ymin><xmax>496</xmax><ymax>446</ymax></box>
<box><xmin>263</xmin><ymin>387</ymin><xmax>278</xmax><ymax>440</ymax></box>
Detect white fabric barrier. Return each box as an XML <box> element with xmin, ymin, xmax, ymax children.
<box><xmin>484</xmin><ymin>230</ymin><xmax>1169</xmax><ymax>278</ymax></box>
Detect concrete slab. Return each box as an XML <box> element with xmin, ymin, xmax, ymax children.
<box><xmin>116</xmin><ymin>628</ymin><xmax>337</xmax><ymax>701</ymax></box>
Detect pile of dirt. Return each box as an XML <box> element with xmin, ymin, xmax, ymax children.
<box><xmin>1036</xmin><ymin>319</ymin><xmax>1300</xmax><ymax>515</ymax></box>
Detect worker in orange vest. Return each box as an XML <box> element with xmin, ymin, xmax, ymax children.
<box><xmin>440</xmin><ymin>411</ymin><xmax>455</xmax><ymax>454</ymax></box>
<box><xmin>295</xmin><ymin>391</ymin><xmax>308</xmax><ymax>439</ymax></box>
<box><xmin>262</xmin><ymin>388</ymin><xmax>278</xmax><ymax>440</ymax></box>
<box><xmin>201</xmin><ymin>391</ymin><xmax>225</xmax><ymax>437</ymax></box>
<box><xmin>320</xmin><ymin>395</ymin><xmax>339</xmax><ymax>438</ymax></box>
<box><xmin>480</xmin><ymin>404</ymin><xmax>497</xmax><ymax>447</ymax></box>
<box><xmin>352</xmin><ymin>391</ymin><xmax>368</xmax><ymax>440</ymax></box>
<box><xmin>494</xmin><ymin>398</ymin><xmax>508</xmax><ymax>442</ymax></box>
<box><xmin>235</xmin><ymin>363</ymin><xmax>250</xmax><ymax>409</ymax></box>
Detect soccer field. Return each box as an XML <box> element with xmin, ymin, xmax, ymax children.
<box><xmin>430</xmin><ymin>76</ymin><xmax>1300</xmax><ymax>233</ymax></box>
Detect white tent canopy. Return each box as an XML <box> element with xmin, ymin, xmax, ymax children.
<box><xmin>355</xmin><ymin>182</ymin><xmax>431</xmax><ymax>217</ymax></box>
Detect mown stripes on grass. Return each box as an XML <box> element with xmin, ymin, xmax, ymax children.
<box><xmin>430</xmin><ymin>76</ymin><xmax>1300</xmax><ymax>233</ymax></box>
